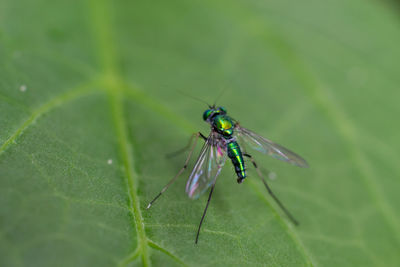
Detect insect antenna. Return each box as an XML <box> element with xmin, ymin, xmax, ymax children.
<box><xmin>212</xmin><ymin>85</ymin><xmax>230</xmax><ymax>107</ymax></box>
<box><xmin>178</xmin><ymin>91</ymin><xmax>212</xmax><ymax>108</ymax></box>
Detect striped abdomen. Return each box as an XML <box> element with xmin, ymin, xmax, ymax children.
<box><xmin>227</xmin><ymin>141</ymin><xmax>246</xmax><ymax>182</ymax></box>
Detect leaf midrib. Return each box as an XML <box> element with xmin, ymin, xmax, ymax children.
<box><xmin>87</xmin><ymin>0</ymin><xmax>150</xmax><ymax>266</ymax></box>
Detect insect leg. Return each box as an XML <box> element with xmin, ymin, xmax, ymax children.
<box><xmin>243</xmin><ymin>153</ymin><xmax>299</xmax><ymax>226</ymax></box>
<box><xmin>195</xmin><ymin>181</ymin><xmax>216</xmax><ymax>244</ymax></box>
<box><xmin>166</xmin><ymin>132</ymin><xmax>207</xmax><ymax>158</ymax></box>
<box><xmin>146</xmin><ymin>132</ymin><xmax>207</xmax><ymax>209</ymax></box>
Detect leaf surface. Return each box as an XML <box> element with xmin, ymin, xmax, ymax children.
<box><xmin>1</xmin><ymin>0</ymin><xmax>400</xmax><ymax>266</ymax></box>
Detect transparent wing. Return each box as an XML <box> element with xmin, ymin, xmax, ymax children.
<box><xmin>186</xmin><ymin>133</ymin><xmax>227</xmax><ymax>199</ymax></box>
<box><xmin>236</xmin><ymin>126</ymin><xmax>309</xmax><ymax>168</ymax></box>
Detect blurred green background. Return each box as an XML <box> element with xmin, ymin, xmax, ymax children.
<box><xmin>1</xmin><ymin>0</ymin><xmax>400</xmax><ymax>266</ymax></box>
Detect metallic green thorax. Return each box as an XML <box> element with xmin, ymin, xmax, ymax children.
<box><xmin>213</xmin><ymin>115</ymin><xmax>234</xmax><ymax>137</ymax></box>
<box><xmin>208</xmin><ymin>111</ymin><xmax>246</xmax><ymax>181</ymax></box>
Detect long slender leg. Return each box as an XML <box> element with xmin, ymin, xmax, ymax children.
<box><xmin>146</xmin><ymin>132</ymin><xmax>207</xmax><ymax>209</ymax></box>
<box><xmin>243</xmin><ymin>153</ymin><xmax>299</xmax><ymax>225</ymax></box>
<box><xmin>195</xmin><ymin>182</ymin><xmax>216</xmax><ymax>244</ymax></box>
<box><xmin>166</xmin><ymin>132</ymin><xmax>207</xmax><ymax>158</ymax></box>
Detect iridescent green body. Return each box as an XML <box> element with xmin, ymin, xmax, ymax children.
<box><xmin>206</xmin><ymin>110</ymin><xmax>247</xmax><ymax>181</ymax></box>
<box><xmin>227</xmin><ymin>141</ymin><xmax>246</xmax><ymax>179</ymax></box>
<box><xmin>147</xmin><ymin>105</ymin><xmax>307</xmax><ymax>244</ymax></box>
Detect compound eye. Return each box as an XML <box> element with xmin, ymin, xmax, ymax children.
<box><xmin>203</xmin><ymin>109</ymin><xmax>213</xmax><ymax>121</ymax></box>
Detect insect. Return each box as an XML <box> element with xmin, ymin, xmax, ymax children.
<box><xmin>146</xmin><ymin>104</ymin><xmax>309</xmax><ymax>243</ymax></box>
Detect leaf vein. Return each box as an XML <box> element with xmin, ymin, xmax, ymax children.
<box><xmin>0</xmin><ymin>81</ymin><xmax>98</xmax><ymax>156</ymax></box>
<box><xmin>258</xmin><ymin>21</ymin><xmax>400</xmax><ymax>244</ymax></box>
<box><xmin>147</xmin><ymin>239</ymin><xmax>189</xmax><ymax>267</ymax></box>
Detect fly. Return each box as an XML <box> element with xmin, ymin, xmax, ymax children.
<box><xmin>146</xmin><ymin>104</ymin><xmax>309</xmax><ymax>244</ymax></box>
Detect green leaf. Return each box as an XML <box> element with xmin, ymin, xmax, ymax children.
<box><xmin>1</xmin><ymin>0</ymin><xmax>400</xmax><ymax>266</ymax></box>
